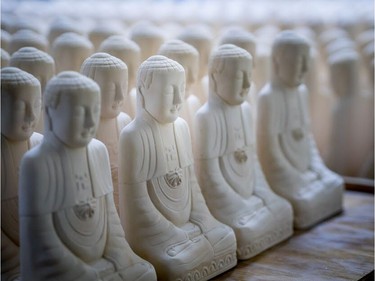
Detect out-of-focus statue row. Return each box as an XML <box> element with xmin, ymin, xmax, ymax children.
<box><xmin>1</xmin><ymin>5</ymin><xmax>373</xmax><ymax>279</ymax></box>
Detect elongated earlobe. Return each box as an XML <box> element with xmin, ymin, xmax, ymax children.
<box><xmin>211</xmin><ymin>73</ymin><xmax>217</xmax><ymax>93</ymax></box>
<box><xmin>272</xmin><ymin>56</ymin><xmax>279</xmax><ymax>75</ymax></box>
<box><xmin>45</xmin><ymin>107</ymin><xmax>52</xmax><ymax>131</ymax></box>
<box><xmin>138</xmin><ymin>86</ymin><xmax>145</xmax><ymax>107</ymax></box>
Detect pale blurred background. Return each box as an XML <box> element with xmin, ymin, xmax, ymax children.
<box><xmin>2</xmin><ymin>0</ymin><xmax>374</xmax><ymax>181</ymax></box>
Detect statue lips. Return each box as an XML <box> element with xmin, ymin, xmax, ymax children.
<box><xmin>112</xmin><ymin>101</ymin><xmax>122</xmax><ymax>110</ymax></box>
<box><xmin>81</xmin><ymin>129</ymin><xmax>95</xmax><ymax>139</ymax></box>
<box><xmin>22</xmin><ymin>124</ymin><xmax>32</xmax><ymax>133</ymax></box>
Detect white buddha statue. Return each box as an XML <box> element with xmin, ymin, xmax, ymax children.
<box><xmin>51</xmin><ymin>32</ymin><xmax>93</xmax><ymax>73</ymax></box>
<box><xmin>19</xmin><ymin>71</ymin><xmax>157</xmax><ymax>281</ymax></box>
<box><xmin>257</xmin><ymin>31</ymin><xmax>344</xmax><ymax>229</ymax></box>
<box><xmin>195</xmin><ymin>44</ymin><xmax>293</xmax><ymax>259</ymax></box>
<box><xmin>9</xmin><ymin>29</ymin><xmax>48</xmax><ymax>54</ymax></box>
<box><xmin>328</xmin><ymin>50</ymin><xmax>374</xmax><ymax>178</ymax></box>
<box><xmin>119</xmin><ymin>55</ymin><xmax>237</xmax><ymax>281</ymax></box>
<box><xmin>1</xmin><ymin>67</ymin><xmax>43</xmax><ymax>281</ymax></box>
<box><xmin>10</xmin><ymin>47</ymin><xmax>55</xmax><ymax>133</ymax></box>
<box><xmin>99</xmin><ymin>35</ymin><xmax>141</xmax><ymax>118</ymax></box>
<box><xmin>81</xmin><ymin>52</ymin><xmax>132</xmax><ymax>210</ymax></box>
<box><xmin>178</xmin><ymin>24</ymin><xmax>213</xmax><ymax>104</ymax></box>
<box><xmin>158</xmin><ymin>39</ymin><xmax>201</xmax><ymax>134</ymax></box>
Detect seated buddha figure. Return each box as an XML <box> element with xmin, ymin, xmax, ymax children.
<box><xmin>19</xmin><ymin>71</ymin><xmax>157</xmax><ymax>281</ymax></box>
<box><xmin>194</xmin><ymin>44</ymin><xmax>293</xmax><ymax>260</ymax></box>
<box><xmin>1</xmin><ymin>67</ymin><xmax>43</xmax><ymax>281</ymax></box>
<box><xmin>257</xmin><ymin>31</ymin><xmax>344</xmax><ymax>229</ymax></box>
<box><xmin>119</xmin><ymin>55</ymin><xmax>237</xmax><ymax>281</ymax></box>
<box><xmin>81</xmin><ymin>52</ymin><xmax>132</xmax><ymax>210</ymax></box>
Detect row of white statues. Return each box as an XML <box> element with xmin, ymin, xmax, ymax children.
<box><xmin>0</xmin><ymin>30</ymin><xmax>349</xmax><ymax>281</ymax></box>
<box><xmin>2</xmin><ymin>18</ymin><xmax>373</xmax><ymax>179</ymax></box>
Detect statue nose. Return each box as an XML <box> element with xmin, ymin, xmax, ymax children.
<box><xmin>173</xmin><ymin>88</ymin><xmax>182</xmax><ymax>105</ymax></box>
<box><xmin>243</xmin><ymin>73</ymin><xmax>250</xmax><ymax>89</ymax></box>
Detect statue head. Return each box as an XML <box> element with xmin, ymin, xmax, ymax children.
<box><xmin>51</xmin><ymin>32</ymin><xmax>93</xmax><ymax>73</ymax></box>
<box><xmin>209</xmin><ymin>44</ymin><xmax>252</xmax><ymax>106</ymax></box>
<box><xmin>271</xmin><ymin>31</ymin><xmax>310</xmax><ymax>88</ymax></box>
<box><xmin>99</xmin><ymin>35</ymin><xmax>141</xmax><ymax>92</ymax></box>
<box><xmin>10</xmin><ymin>47</ymin><xmax>55</xmax><ymax>94</ymax></box>
<box><xmin>130</xmin><ymin>21</ymin><xmax>165</xmax><ymax>62</ymax></box>
<box><xmin>44</xmin><ymin>71</ymin><xmax>100</xmax><ymax>148</ymax></box>
<box><xmin>9</xmin><ymin>29</ymin><xmax>48</xmax><ymax>54</ymax></box>
<box><xmin>81</xmin><ymin>52</ymin><xmax>127</xmax><ymax>119</ymax></box>
<box><xmin>158</xmin><ymin>39</ymin><xmax>199</xmax><ymax>92</ymax></box>
<box><xmin>137</xmin><ymin>55</ymin><xmax>185</xmax><ymax>124</ymax></box>
<box><xmin>1</xmin><ymin>67</ymin><xmax>41</xmax><ymax>141</ymax></box>
<box><xmin>328</xmin><ymin>50</ymin><xmax>359</xmax><ymax>98</ymax></box>
<box><xmin>178</xmin><ymin>24</ymin><xmax>213</xmax><ymax>80</ymax></box>
<box><xmin>219</xmin><ymin>27</ymin><xmax>257</xmax><ymax>67</ymax></box>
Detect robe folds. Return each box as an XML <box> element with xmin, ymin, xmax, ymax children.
<box><xmin>257</xmin><ymin>81</ymin><xmax>344</xmax><ymax>229</ymax></box>
<box><xmin>1</xmin><ymin>133</ymin><xmax>42</xmax><ymax>281</ymax></box>
<box><xmin>119</xmin><ymin>110</ymin><xmax>237</xmax><ymax>280</ymax></box>
<box><xmin>19</xmin><ymin>133</ymin><xmax>155</xmax><ymax>281</ymax></box>
<box><xmin>195</xmin><ymin>93</ymin><xmax>293</xmax><ymax>259</ymax></box>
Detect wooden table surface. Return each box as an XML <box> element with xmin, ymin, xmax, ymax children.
<box><xmin>212</xmin><ymin>191</ymin><xmax>374</xmax><ymax>281</ymax></box>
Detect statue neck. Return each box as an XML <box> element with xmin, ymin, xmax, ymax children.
<box><xmin>97</xmin><ymin>117</ymin><xmax>118</xmax><ymax>142</ymax></box>
<box><xmin>1</xmin><ymin>135</ymin><xmax>30</xmax><ymax>169</ymax></box>
<box><xmin>271</xmin><ymin>76</ymin><xmax>299</xmax><ymax>92</ymax></box>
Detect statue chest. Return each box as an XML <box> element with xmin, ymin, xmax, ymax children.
<box><xmin>54</xmin><ymin>195</ymin><xmax>107</xmax><ymax>263</ymax></box>
<box><xmin>148</xmin><ymin>126</ymin><xmax>191</xmax><ymax>227</ymax></box>
<box><xmin>220</xmin><ymin>108</ymin><xmax>255</xmax><ymax>198</ymax></box>
<box><xmin>279</xmin><ymin>92</ymin><xmax>310</xmax><ymax>171</ymax></box>
<box><xmin>53</xmin><ymin>158</ymin><xmax>107</xmax><ymax>263</ymax></box>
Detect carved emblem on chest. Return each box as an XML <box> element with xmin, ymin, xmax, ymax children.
<box><xmin>292</xmin><ymin>128</ymin><xmax>304</xmax><ymax>141</ymax></box>
<box><xmin>234</xmin><ymin>149</ymin><xmax>248</xmax><ymax>163</ymax></box>
<box><xmin>73</xmin><ymin>172</ymin><xmax>97</xmax><ymax>220</ymax></box>
<box><xmin>73</xmin><ymin>198</ymin><xmax>97</xmax><ymax>220</ymax></box>
<box><xmin>165</xmin><ymin>168</ymin><xmax>183</xmax><ymax>188</ymax></box>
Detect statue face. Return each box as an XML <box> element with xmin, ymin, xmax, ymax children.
<box><xmin>49</xmin><ymin>89</ymin><xmax>100</xmax><ymax>148</ymax></box>
<box><xmin>1</xmin><ymin>85</ymin><xmax>41</xmax><ymax>141</ymax></box>
<box><xmin>95</xmin><ymin>68</ymin><xmax>127</xmax><ymax>119</ymax></box>
<box><xmin>127</xmin><ymin>56</ymin><xmax>138</xmax><ymax>91</ymax></box>
<box><xmin>276</xmin><ymin>46</ymin><xmax>309</xmax><ymax>88</ymax></box>
<box><xmin>214</xmin><ymin>57</ymin><xmax>251</xmax><ymax>106</ymax></box>
<box><xmin>142</xmin><ymin>70</ymin><xmax>185</xmax><ymax>124</ymax></box>
<box><xmin>182</xmin><ymin>56</ymin><xmax>198</xmax><ymax>90</ymax></box>
<box><xmin>198</xmin><ymin>41</ymin><xmax>211</xmax><ymax>79</ymax></box>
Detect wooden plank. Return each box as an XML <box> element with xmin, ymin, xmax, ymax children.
<box><xmin>344</xmin><ymin>177</ymin><xmax>374</xmax><ymax>194</ymax></box>
<box><xmin>212</xmin><ymin>191</ymin><xmax>374</xmax><ymax>281</ymax></box>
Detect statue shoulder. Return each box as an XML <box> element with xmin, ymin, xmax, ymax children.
<box><xmin>258</xmin><ymin>83</ymin><xmax>279</xmax><ymax>100</ymax></box>
<box><xmin>30</xmin><ymin>132</ymin><xmax>43</xmax><ymax>147</ymax></box>
<box><xmin>88</xmin><ymin>138</ymin><xmax>110</xmax><ymax>160</ymax></box>
<box><xmin>117</xmin><ymin>112</ymin><xmax>132</xmax><ymax>132</ymax></box>
<box><xmin>19</xmin><ymin>142</ymin><xmax>57</xmax><ymax>216</ymax></box>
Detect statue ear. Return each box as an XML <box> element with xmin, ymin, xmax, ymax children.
<box><xmin>272</xmin><ymin>56</ymin><xmax>279</xmax><ymax>75</ymax></box>
<box><xmin>45</xmin><ymin>107</ymin><xmax>53</xmax><ymax>131</ymax></box>
<box><xmin>137</xmin><ymin>85</ymin><xmax>145</xmax><ymax>107</ymax></box>
<box><xmin>210</xmin><ymin>72</ymin><xmax>218</xmax><ymax>93</ymax></box>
